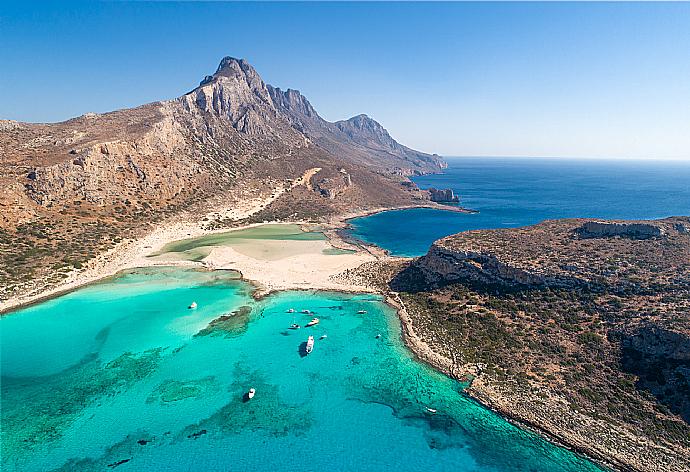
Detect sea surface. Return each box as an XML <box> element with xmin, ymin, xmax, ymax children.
<box><xmin>349</xmin><ymin>157</ymin><xmax>690</xmax><ymax>256</ymax></box>
<box><xmin>1</xmin><ymin>267</ymin><xmax>604</xmax><ymax>471</ymax></box>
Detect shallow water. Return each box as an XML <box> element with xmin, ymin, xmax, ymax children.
<box><xmin>1</xmin><ymin>267</ymin><xmax>604</xmax><ymax>471</ymax></box>
<box><xmin>152</xmin><ymin>224</ymin><xmax>331</xmax><ymax>261</ymax></box>
<box><xmin>349</xmin><ymin>157</ymin><xmax>690</xmax><ymax>256</ymax></box>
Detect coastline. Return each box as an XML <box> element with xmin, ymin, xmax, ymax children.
<box><xmin>1</xmin><ymin>199</ymin><xmax>623</xmax><ymax>472</ymax></box>
<box><xmin>0</xmin><ymin>198</ymin><xmax>472</xmax><ymax>315</ymax></box>
<box><xmin>386</xmin><ymin>290</ymin><xmax>620</xmax><ymax>472</ymax></box>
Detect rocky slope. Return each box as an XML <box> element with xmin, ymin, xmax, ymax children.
<box><xmin>0</xmin><ymin>56</ymin><xmax>439</xmax><ymax>300</ymax></box>
<box><xmin>389</xmin><ymin>217</ymin><xmax>690</xmax><ymax>471</ymax></box>
<box><xmin>268</xmin><ymin>86</ymin><xmax>445</xmax><ymax>175</ymax></box>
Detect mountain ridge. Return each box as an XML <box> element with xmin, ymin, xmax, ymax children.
<box><xmin>0</xmin><ymin>56</ymin><xmax>443</xmax><ymax>301</ymax></box>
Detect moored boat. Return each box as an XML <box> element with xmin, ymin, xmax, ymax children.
<box><xmin>248</xmin><ymin>388</ymin><xmax>256</xmax><ymax>399</ymax></box>
<box><xmin>305</xmin><ymin>317</ymin><xmax>320</xmax><ymax>327</ymax></box>
<box><xmin>188</xmin><ymin>301</ymin><xmax>198</xmax><ymax>309</ymax></box>
<box><xmin>287</xmin><ymin>308</ymin><xmax>295</xmax><ymax>313</ymax></box>
<box><xmin>306</xmin><ymin>336</ymin><xmax>315</xmax><ymax>354</ymax></box>
<box><xmin>357</xmin><ymin>310</ymin><xmax>367</xmax><ymax>314</ymax></box>
<box><xmin>290</xmin><ymin>323</ymin><xmax>300</xmax><ymax>330</ymax></box>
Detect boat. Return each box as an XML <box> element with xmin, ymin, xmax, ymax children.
<box><xmin>320</xmin><ymin>334</ymin><xmax>327</xmax><ymax>339</ymax></box>
<box><xmin>188</xmin><ymin>302</ymin><xmax>198</xmax><ymax>310</ymax></box>
<box><xmin>248</xmin><ymin>388</ymin><xmax>256</xmax><ymax>399</ymax></box>
<box><xmin>306</xmin><ymin>336</ymin><xmax>314</xmax><ymax>354</ymax></box>
<box><xmin>357</xmin><ymin>310</ymin><xmax>367</xmax><ymax>314</ymax></box>
<box><xmin>305</xmin><ymin>317</ymin><xmax>320</xmax><ymax>327</ymax></box>
<box><xmin>286</xmin><ymin>308</ymin><xmax>295</xmax><ymax>313</ymax></box>
<box><xmin>301</xmin><ymin>309</ymin><xmax>311</xmax><ymax>314</ymax></box>
<box><xmin>425</xmin><ymin>407</ymin><xmax>437</xmax><ymax>414</ymax></box>
<box><xmin>375</xmin><ymin>333</ymin><xmax>381</xmax><ymax>339</ymax></box>
<box><xmin>289</xmin><ymin>323</ymin><xmax>300</xmax><ymax>330</ymax></box>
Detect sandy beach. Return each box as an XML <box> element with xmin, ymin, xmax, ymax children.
<box><xmin>0</xmin><ymin>191</ymin><xmax>394</xmax><ymax>314</ymax></box>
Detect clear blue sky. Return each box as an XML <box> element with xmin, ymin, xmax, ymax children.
<box><xmin>2</xmin><ymin>1</ymin><xmax>689</xmax><ymax>159</ymax></box>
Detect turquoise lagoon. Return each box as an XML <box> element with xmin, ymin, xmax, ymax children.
<box><xmin>349</xmin><ymin>158</ymin><xmax>690</xmax><ymax>256</ymax></box>
<box><xmin>0</xmin><ymin>267</ymin><xmax>604</xmax><ymax>471</ymax></box>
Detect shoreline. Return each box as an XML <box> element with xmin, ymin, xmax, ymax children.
<box><xmin>0</xmin><ymin>198</ymin><xmax>472</xmax><ymax>315</ymax></box>
<box><xmin>386</xmin><ymin>290</ymin><xmax>619</xmax><ymax>472</ymax></box>
<box><xmin>2</xmin><ymin>201</ymin><xmax>621</xmax><ymax>471</ymax></box>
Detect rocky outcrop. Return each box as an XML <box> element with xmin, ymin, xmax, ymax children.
<box><xmin>314</xmin><ymin>169</ymin><xmax>352</xmax><ymax>200</ymax></box>
<box><xmin>620</xmin><ymin>326</ymin><xmax>690</xmax><ymax>422</ymax></box>
<box><xmin>576</xmin><ymin>221</ymin><xmax>664</xmax><ymax>239</ymax></box>
<box><xmin>428</xmin><ymin>188</ymin><xmax>459</xmax><ymax>203</ymax></box>
<box><xmin>391</xmin><ymin>243</ymin><xmax>576</xmax><ymax>292</ymax></box>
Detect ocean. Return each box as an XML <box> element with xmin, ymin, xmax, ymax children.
<box><xmin>348</xmin><ymin>157</ymin><xmax>690</xmax><ymax>256</ymax></box>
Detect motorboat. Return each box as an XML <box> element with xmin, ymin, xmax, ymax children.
<box><xmin>286</xmin><ymin>308</ymin><xmax>295</xmax><ymax>313</ymax></box>
<box><xmin>306</xmin><ymin>336</ymin><xmax>314</xmax><ymax>354</ymax></box>
<box><xmin>320</xmin><ymin>334</ymin><xmax>327</xmax><ymax>339</ymax></box>
<box><xmin>305</xmin><ymin>318</ymin><xmax>320</xmax><ymax>327</ymax></box>
<box><xmin>248</xmin><ymin>388</ymin><xmax>256</xmax><ymax>400</ymax></box>
<box><xmin>188</xmin><ymin>302</ymin><xmax>198</xmax><ymax>310</ymax></box>
<box><xmin>289</xmin><ymin>323</ymin><xmax>300</xmax><ymax>330</ymax></box>
<box><xmin>357</xmin><ymin>310</ymin><xmax>367</xmax><ymax>314</ymax></box>
<box><xmin>425</xmin><ymin>407</ymin><xmax>437</xmax><ymax>414</ymax></box>
<box><xmin>375</xmin><ymin>334</ymin><xmax>381</xmax><ymax>339</ymax></box>
<box><xmin>301</xmin><ymin>309</ymin><xmax>312</xmax><ymax>314</ymax></box>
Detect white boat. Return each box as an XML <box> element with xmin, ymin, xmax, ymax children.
<box><xmin>375</xmin><ymin>334</ymin><xmax>381</xmax><ymax>339</ymax></box>
<box><xmin>425</xmin><ymin>407</ymin><xmax>437</xmax><ymax>414</ymax></box>
<box><xmin>306</xmin><ymin>336</ymin><xmax>314</xmax><ymax>354</ymax></box>
<box><xmin>188</xmin><ymin>302</ymin><xmax>198</xmax><ymax>310</ymax></box>
<box><xmin>287</xmin><ymin>308</ymin><xmax>295</xmax><ymax>313</ymax></box>
<box><xmin>305</xmin><ymin>317</ymin><xmax>320</xmax><ymax>327</ymax></box>
<box><xmin>320</xmin><ymin>334</ymin><xmax>327</xmax><ymax>339</ymax></box>
<box><xmin>289</xmin><ymin>323</ymin><xmax>300</xmax><ymax>330</ymax></box>
<box><xmin>301</xmin><ymin>309</ymin><xmax>311</xmax><ymax>314</ymax></box>
<box><xmin>357</xmin><ymin>310</ymin><xmax>367</xmax><ymax>314</ymax></box>
<box><xmin>248</xmin><ymin>388</ymin><xmax>256</xmax><ymax>399</ymax></box>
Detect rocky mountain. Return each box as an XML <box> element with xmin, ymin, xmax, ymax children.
<box><xmin>268</xmin><ymin>86</ymin><xmax>445</xmax><ymax>175</ymax></box>
<box><xmin>0</xmin><ymin>56</ymin><xmax>440</xmax><ymax>300</ymax></box>
<box><xmin>388</xmin><ymin>217</ymin><xmax>690</xmax><ymax>471</ymax></box>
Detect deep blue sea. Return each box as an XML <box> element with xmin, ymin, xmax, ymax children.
<box><xmin>349</xmin><ymin>157</ymin><xmax>690</xmax><ymax>256</ymax></box>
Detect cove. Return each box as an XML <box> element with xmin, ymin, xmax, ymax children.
<box><xmin>1</xmin><ymin>267</ymin><xmax>604</xmax><ymax>471</ymax></box>
<box><xmin>348</xmin><ymin>157</ymin><xmax>690</xmax><ymax>256</ymax></box>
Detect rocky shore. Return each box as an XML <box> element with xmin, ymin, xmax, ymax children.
<box><xmin>377</xmin><ymin>217</ymin><xmax>690</xmax><ymax>472</ymax></box>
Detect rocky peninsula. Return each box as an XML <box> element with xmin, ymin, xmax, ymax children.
<box><xmin>369</xmin><ymin>217</ymin><xmax>690</xmax><ymax>471</ymax></box>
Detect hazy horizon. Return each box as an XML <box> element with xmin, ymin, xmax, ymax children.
<box><xmin>2</xmin><ymin>1</ymin><xmax>689</xmax><ymax>160</ymax></box>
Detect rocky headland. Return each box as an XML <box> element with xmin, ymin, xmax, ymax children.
<box><xmin>376</xmin><ymin>217</ymin><xmax>690</xmax><ymax>471</ymax></box>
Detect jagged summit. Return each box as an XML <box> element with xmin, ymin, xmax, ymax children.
<box><xmin>267</xmin><ymin>82</ymin><xmax>444</xmax><ymax>174</ymax></box>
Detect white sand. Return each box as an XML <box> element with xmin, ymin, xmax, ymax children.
<box><xmin>0</xmin><ymin>167</ymin><xmax>381</xmax><ymax>312</ymax></box>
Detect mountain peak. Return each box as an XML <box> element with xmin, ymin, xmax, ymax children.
<box><xmin>198</xmin><ymin>57</ymin><xmax>262</xmax><ymax>88</ymax></box>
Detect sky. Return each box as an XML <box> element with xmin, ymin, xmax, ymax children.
<box><xmin>1</xmin><ymin>1</ymin><xmax>689</xmax><ymax>160</ymax></box>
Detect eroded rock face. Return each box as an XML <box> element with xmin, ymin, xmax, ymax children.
<box><xmin>621</xmin><ymin>326</ymin><xmax>690</xmax><ymax>421</ymax></box>
<box><xmin>391</xmin><ymin>243</ymin><xmax>562</xmax><ymax>292</ymax></box>
<box><xmin>576</xmin><ymin>221</ymin><xmax>664</xmax><ymax>239</ymax></box>
<box><xmin>428</xmin><ymin>188</ymin><xmax>459</xmax><ymax>203</ymax></box>
<box><xmin>314</xmin><ymin>170</ymin><xmax>352</xmax><ymax>200</ymax></box>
